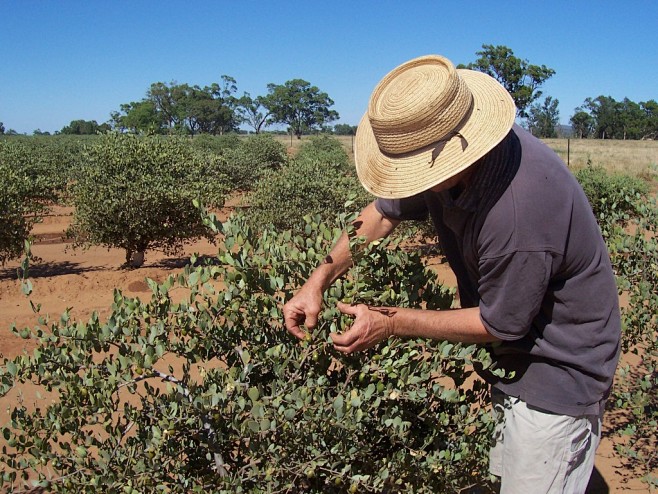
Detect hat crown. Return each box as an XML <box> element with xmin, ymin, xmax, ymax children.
<box><xmin>367</xmin><ymin>55</ymin><xmax>473</xmax><ymax>155</ymax></box>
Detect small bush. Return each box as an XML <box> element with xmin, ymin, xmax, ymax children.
<box><xmin>0</xmin><ymin>139</ymin><xmax>74</xmax><ymax>203</ymax></box>
<box><xmin>296</xmin><ymin>134</ymin><xmax>351</xmax><ymax>167</ymax></box>
<box><xmin>0</xmin><ymin>164</ymin><xmax>47</xmax><ymax>265</ymax></box>
<box><xmin>189</xmin><ymin>133</ymin><xmax>241</xmax><ymax>155</ymax></box>
<box><xmin>245</xmin><ymin>136</ymin><xmax>371</xmax><ymax>233</ymax></box>
<box><xmin>221</xmin><ymin>134</ymin><xmax>288</xmax><ymax>191</ymax></box>
<box><xmin>68</xmin><ymin>133</ymin><xmax>227</xmax><ymax>266</ymax></box>
<box><xmin>574</xmin><ymin>165</ymin><xmax>649</xmax><ymax>238</ymax></box>
<box><xmin>0</xmin><ymin>213</ymin><xmax>502</xmax><ymax>493</ymax></box>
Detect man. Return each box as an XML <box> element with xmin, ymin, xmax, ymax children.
<box><xmin>283</xmin><ymin>55</ymin><xmax>620</xmax><ymax>493</ymax></box>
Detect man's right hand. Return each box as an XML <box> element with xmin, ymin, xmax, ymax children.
<box><xmin>283</xmin><ymin>286</ymin><xmax>323</xmax><ymax>340</ymax></box>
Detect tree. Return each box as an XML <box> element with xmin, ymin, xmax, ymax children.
<box><xmin>526</xmin><ymin>96</ymin><xmax>559</xmax><ymax>138</ymax></box>
<box><xmin>262</xmin><ymin>79</ymin><xmax>339</xmax><ymax>138</ymax></box>
<box><xmin>67</xmin><ymin>134</ymin><xmax>227</xmax><ymax>266</ymax></box>
<box><xmin>576</xmin><ymin>96</ymin><xmax>658</xmax><ymax>140</ymax></box>
<box><xmin>0</xmin><ymin>122</ymin><xmax>4</xmax><ymax>134</ymax></box>
<box><xmin>112</xmin><ymin>100</ymin><xmax>163</xmax><ymax>134</ymax></box>
<box><xmin>570</xmin><ymin>110</ymin><xmax>594</xmax><ymax>139</ymax></box>
<box><xmin>618</xmin><ymin>98</ymin><xmax>646</xmax><ymax>140</ymax></box>
<box><xmin>204</xmin><ymin>75</ymin><xmax>240</xmax><ymax>135</ymax></box>
<box><xmin>333</xmin><ymin>124</ymin><xmax>357</xmax><ymax>136</ymax></box>
<box><xmin>583</xmin><ymin>96</ymin><xmax>623</xmax><ymax>139</ymax></box>
<box><xmin>60</xmin><ymin>119</ymin><xmax>111</xmax><ymax>135</ymax></box>
<box><xmin>641</xmin><ymin>99</ymin><xmax>658</xmax><ymax>139</ymax></box>
<box><xmin>141</xmin><ymin>77</ymin><xmax>239</xmax><ymax>136</ymax></box>
<box><xmin>460</xmin><ymin>44</ymin><xmax>555</xmax><ymax>118</ymax></box>
<box><xmin>147</xmin><ymin>82</ymin><xmax>184</xmax><ymax>131</ymax></box>
<box><xmin>236</xmin><ymin>92</ymin><xmax>270</xmax><ymax>134</ymax></box>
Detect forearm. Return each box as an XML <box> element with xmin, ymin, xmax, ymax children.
<box><xmin>387</xmin><ymin>306</ymin><xmax>499</xmax><ymax>344</ymax></box>
<box><xmin>304</xmin><ymin>201</ymin><xmax>399</xmax><ymax>293</ymax></box>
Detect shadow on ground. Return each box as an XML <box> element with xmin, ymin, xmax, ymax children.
<box><xmin>0</xmin><ymin>261</ymin><xmax>102</xmax><ymax>280</ymax></box>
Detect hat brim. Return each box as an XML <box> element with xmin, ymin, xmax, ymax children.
<box><xmin>354</xmin><ymin>70</ymin><xmax>516</xmax><ymax>199</ymax></box>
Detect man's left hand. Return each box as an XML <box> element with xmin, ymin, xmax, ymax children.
<box><xmin>330</xmin><ymin>302</ymin><xmax>396</xmax><ymax>353</ymax></box>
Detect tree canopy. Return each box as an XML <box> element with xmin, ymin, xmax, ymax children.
<box><xmin>236</xmin><ymin>93</ymin><xmax>270</xmax><ymax>134</ymax></box>
<box><xmin>459</xmin><ymin>44</ymin><xmax>555</xmax><ymax>119</ymax></box>
<box><xmin>112</xmin><ymin>77</ymin><xmax>240</xmax><ymax>135</ymax></box>
<box><xmin>60</xmin><ymin>119</ymin><xmax>111</xmax><ymax>135</ymax></box>
<box><xmin>262</xmin><ymin>79</ymin><xmax>339</xmax><ymax>138</ymax></box>
<box><xmin>526</xmin><ymin>96</ymin><xmax>560</xmax><ymax>138</ymax></box>
<box><xmin>574</xmin><ymin>96</ymin><xmax>657</xmax><ymax>139</ymax></box>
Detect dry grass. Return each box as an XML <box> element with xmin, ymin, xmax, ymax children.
<box><xmin>543</xmin><ymin>137</ymin><xmax>658</xmax><ymax>178</ymax></box>
<box><xmin>26</xmin><ymin>131</ymin><xmax>649</xmax><ymax>182</ymax></box>
<box><xmin>272</xmin><ymin>134</ymin><xmax>658</xmax><ymax>182</ymax></box>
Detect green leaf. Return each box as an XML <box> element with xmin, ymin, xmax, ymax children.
<box><xmin>247</xmin><ymin>387</ymin><xmax>260</xmax><ymax>402</ymax></box>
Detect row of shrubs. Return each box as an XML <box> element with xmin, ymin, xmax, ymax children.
<box><xmin>0</xmin><ymin>133</ymin><xmax>656</xmax><ymax>490</ymax></box>
<box><xmin>0</xmin><ymin>133</ymin><xmax>374</xmax><ymax>267</ymax></box>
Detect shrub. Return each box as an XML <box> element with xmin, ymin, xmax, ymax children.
<box><xmin>220</xmin><ymin>134</ymin><xmax>288</xmax><ymax>191</ymax></box>
<box><xmin>0</xmin><ymin>139</ymin><xmax>70</xmax><ymax>204</ymax></box>
<box><xmin>67</xmin><ymin>133</ymin><xmax>227</xmax><ymax>267</ymax></box>
<box><xmin>246</xmin><ymin>136</ymin><xmax>371</xmax><ymax>233</ymax></box>
<box><xmin>189</xmin><ymin>133</ymin><xmax>241</xmax><ymax>155</ymax></box>
<box><xmin>574</xmin><ymin>165</ymin><xmax>658</xmax><ymax>487</ymax></box>
<box><xmin>295</xmin><ymin>134</ymin><xmax>351</xmax><ymax>167</ymax></box>
<box><xmin>574</xmin><ymin>164</ymin><xmax>649</xmax><ymax>238</ymax></box>
<box><xmin>606</xmin><ymin>196</ymin><xmax>658</xmax><ymax>487</ymax></box>
<box><xmin>0</xmin><ymin>164</ymin><xmax>47</xmax><ymax>265</ymax></box>
<box><xmin>0</xmin><ymin>212</ymin><xmax>503</xmax><ymax>493</ymax></box>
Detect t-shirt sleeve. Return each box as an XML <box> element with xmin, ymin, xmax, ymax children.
<box><xmin>478</xmin><ymin>251</ymin><xmax>554</xmax><ymax>341</ymax></box>
<box><xmin>375</xmin><ymin>194</ymin><xmax>429</xmax><ymax>221</ymax></box>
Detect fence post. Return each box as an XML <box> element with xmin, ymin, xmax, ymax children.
<box><xmin>567</xmin><ymin>138</ymin><xmax>570</xmax><ymax>167</ymax></box>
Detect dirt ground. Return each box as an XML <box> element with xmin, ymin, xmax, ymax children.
<box><xmin>0</xmin><ymin>206</ymin><xmax>650</xmax><ymax>492</ymax></box>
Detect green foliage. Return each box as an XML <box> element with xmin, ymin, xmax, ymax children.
<box><xmin>526</xmin><ymin>96</ymin><xmax>559</xmax><ymax>138</ymax></box>
<box><xmin>0</xmin><ymin>136</ymin><xmax>87</xmax><ymax>264</ymax></box>
<box><xmin>0</xmin><ymin>210</ymin><xmax>504</xmax><ymax>492</ymax></box>
<box><xmin>112</xmin><ymin>77</ymin><xmax>241</xmax><ymax>136</ymax></box>
<box><xmin>189</xmin><ymin>134</ymin><xmax>241</xmax><ymax>155</ymax></box>
<box><xmin>0</xmin><ymin>163</ymin><xmax>46</xmax><ymax>265</ymax></box>
<box><xmin>333</xmin><ymin>124</ymin><xmax>357</xmax><ymax>136</ymax></box>
<box><xmin>570</xmin><ymin>111</ymin><xmax>595</xmax><ymax>139</ymax></box>
<box><xmin>575</xmin><ymin>165</ymin><xmax>657</xmax><ymax>486</ymax></box>
<box><xmin>460</xmin><ymin>44</ymin><xmax>555</xmax><ymax>118</ymax></box>
<box><xmin>245</xmin><ymin>136</ymin><xmax>371</xmax><ymax>232</ymax></box>
<box><xmin>263</xmin><ymin>79</ymin><xmax>339</xmax><ymax>138</ymax></box>
<box><xmin>608</xmin><ymin>196</ymin><xmax>658</xmax><ymax>486</ymax></box>
<box><xmin>296</xmin><ymin>134</ymin><xmax>351</xmax><ymax>167</ymax></box>
<box><xmin>574</xmin><ymin>165</ymin><xmax>649</xmax><ymax>238</ymax></box>
<box><xmin>219</xmin><ymin>134</ymin><xmax>288</xmax><ymax>191</ymax></box>
<box><xmin>60</xmin><ymin>119</ymin><xmax>111</xmax><ymax>135</ymax></box>
<box><xmin>578</xmin><ymin>96</ymin><xmax>658</xmax><ymax>140</ymax></box>
<box><xmin>0</xmin><ymin>136</ymin><xmax>87</xmax><ymax>201</ymax></box>
<box><xmin>67</xmin><ymin>133</ymin><xmax>227</xmax><ymax>266</ymax></box>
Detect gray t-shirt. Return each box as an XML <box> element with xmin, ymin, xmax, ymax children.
<box><xmin>375</xmin><ymin>125</ymin><xmax>621</xmax><ymax>416</ymax></box>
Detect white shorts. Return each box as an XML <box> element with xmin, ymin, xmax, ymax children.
<box><xmin>489</xmin><ymin>389</ymin><xmax>603</xmax><ymax>494</ymax></box>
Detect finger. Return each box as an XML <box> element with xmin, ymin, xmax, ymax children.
<box><xmin>283</xmin><ymin>309</ymin><xmax>308</xmax><ymax>340</ymax></box>
<box><xmin>337</xmin><ymin>301</ymin><xmax>358</xmax><ymax>316</ymax></box>
<box><xmin>330</xmin><ymin>327</ymin><xmax>359</xmax><ymax>349</ymax></box>
<box><xmin>304</xmin><ymin>311</ymin><xmax>318</xmax><ymax>330</ymax></box>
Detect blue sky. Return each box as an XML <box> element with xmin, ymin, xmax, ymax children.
<box><xmin>1</xmin><ymin>1</ymin><xmax>656</xmax><ymax>134</ymax></box>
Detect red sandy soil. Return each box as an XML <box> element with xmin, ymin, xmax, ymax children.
<box><xmin>0</xmin><ymin>206</ymin><xmax>650</xmax><ymax>492</ymax></box>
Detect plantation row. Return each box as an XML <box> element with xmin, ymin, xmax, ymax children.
<box><xmin>0</xmin><ymin>133</ymin><xmax>370</xmax><ymax>267</ymax></box>
<box><xmin>0</xmin><ymin>135</ymin><xmax>656</xmax><ymax>491</ymax></box>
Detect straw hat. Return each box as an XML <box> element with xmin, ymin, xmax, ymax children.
<box><xmin>354</xmin><ymin>55</ymin><xmax>516</xmax><ymax>199</ymax></box>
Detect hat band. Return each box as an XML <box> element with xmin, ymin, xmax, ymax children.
<box><xmin>371</xmin><ymin>76</ymin><xmax>473</xmax><ymax>155</ymax></box>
